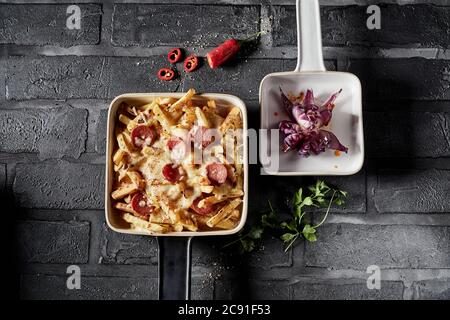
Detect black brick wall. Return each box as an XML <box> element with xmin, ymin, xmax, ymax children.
<box><xmin>1</xmin><ymin>0</ymin><xmax>449</xmax><ymax>300</ymax></box>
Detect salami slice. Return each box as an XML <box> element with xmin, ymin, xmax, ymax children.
<box><xmin>206</xmin><ymin>163</ymin><xmax>227</xmax><ymax>185</ymax></box>
<box><xmin>131</xmin><ymin>125</ymin><xmax>156</xmax><ymax>148</ymax></box>
<box><xmin>130</xmin><ymin>193</ymin><xmax>154</xmax><ymax>218</ymax></box>
<box><xmin>191</xmin><ymin>197</ymin><xmax>215</xmax><ymax>215</ymax></box>
<box><xmin>162</xmin><ymin>163</ymin><xmax>181</xmax><ymax>183</ymax></box>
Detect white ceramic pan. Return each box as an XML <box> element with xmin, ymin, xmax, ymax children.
<box><xmin>259</xmin><ymin>0</ymin><xmax>364</xmax><ymax>175</ymax></box>
<box><xmin>105</xmin><ymin>93</ymin><xmax>248</xmax><ymax>299</ymax></box>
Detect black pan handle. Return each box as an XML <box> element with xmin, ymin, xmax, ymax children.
<box><xmin>157</xmin><ymin>237</ymin><xmax>193</xmax><ymax>300</ymax></box>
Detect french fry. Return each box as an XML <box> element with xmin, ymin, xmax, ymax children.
<box><xmin>219</xmin><ymin>107</ymin><xmax>242</xmax><ymax>133</ymax></box>
<box><xmin>118</xmin><ymin>168</ymin><xmax>128</xmax><ymax>182</ymax></box>
<box><xmin>159</xmin><ymin>97</ymin><xmax>177</xmax><ymax>105</ymax></box>
<box><xmin>153</xmin><ymin>104</ymin><xmax>173</xmax><ymax>131</ymax></box>
<box><xmin>173</xmin><ymin>223</ymin><xmax>184</xmax><ymax>232</ymax></box>
<box><xmin>179</xmin><ymin>211</ymin><xmax>199</xmax><ymax>231</ymax></box>
<box><xmin>127</xmin><ymin>171</ymin><xmax>145</xmax><ymax>189</ymax></box>
<box><xmin>111</xmin><ymin>184</ymin><xmax>138</xmax><ymax>200</ymax></box>
<box><xmin>115</xmin><ymin>202</ymin><xmax>135</xmax><ymax>214</ymax></box>
<box><xmin>170</xmin><ymin>88</ymin><xmax>196</xmax><ymax>112</ymax></box>
<box><xmin>200</xmin><ymin>185</ymin><xmax>214</xmax><ymax>193</ymax></box>
<box><xmin>113</xmin><ymin>149</ymin><xmax>127</xmax><ymax>165</ymax></box>
<box><xmin>141</xmin><ymin>100</ymin><xmax>158</xmax><ymax>111</ymax></box>
<box><xmin>195</xmin><ymin>107</ymin><xmax>210</xmax><ymax>128</ymax></box>
<box><xmin>123</xmin><ymin>213</ymin><xmax>170</xmax><ymax>233</ymax></box>
<box><xmin>126</xmin><ymin>105</ymin><xmax>139</xmax><ymax>116</ymax></box>
<box><xmin>126</xmin><ymin>120</ymin><xmax>138</xmax><ymax>132</ymax></box>
<box><xmin>117</xmin><ymin>133</ymin><xmax>132</xmax><ymax>153</ymax></box>
<box><xmin>198</xmin><ymin>190</ymin><xmax>244</xmax><ymax>208</ymax></box>
<box><xmin>207</xmin><ymin>199</ymin><xmax>242</xmax><ymax>227</ymax></box>
<box><xmin>119</xmin><ymin>114</ymin><xmax>132</xmax><ymax>126</ymax></box>
<box><xmin>228</xmin><ymin>209</ymin><xmax>240</xmax><ymax>220</ymax></box>
<box><xmin>203</xmin><ymin>109</ymin><xmax>224</xmax><ymax>128</ymax></box>
<box><xmin>207</xmin><ymin>100</ymin><xmax>216</xmax><ymax>109</ymax></box>
<box><xmin>215</xmin><ymin>218</ymin><xmax>237</xmax><ymax>229</ymax></box>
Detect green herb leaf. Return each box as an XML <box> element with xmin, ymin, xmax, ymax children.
<box><xmin>240</xmin><ymin>238</ymin><xmax>255</xmax><ymax>253</ymax></box>
<box><xmin>248</xmin><ymin>226</ymin><xmax>264</xmax><ymax>239</ymax></box>
<box><xmin>302</xmin><ymin>224</ymin><xmax>316</xmax><ymax>234</ymax></box>
<box><xmin>281</xmin><ymin>233</ymin><xmax>297</xmax><ymax>243</ymax></box>
<box><xmin>302</xmin><ymin>197</ymin><xmax>313</xmax><ymax>206</ymax></box>
<box><xmin>224</xmin><ymin>180</ymin><xmax>347</xmax><ymax>254</ymax></box>
<box><xmin>303</xmin><ymin>232</ymin><xmax>317</xmax><ymax>242</ymax></box>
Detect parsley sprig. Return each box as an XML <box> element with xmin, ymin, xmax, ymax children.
<box><xmin>225</xmin><ymin>180</ymin><xmax>347</xmax><ymax>253</ymax></box>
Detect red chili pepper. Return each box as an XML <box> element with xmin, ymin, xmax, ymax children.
<box><xmin>157</xmin><ymin>68</ymin><xmax>175</xmax><ymax>81</ymax></box>
<box><xmin>184</xmin><ymin>55</ymin><xmax>199</xmax><ymax>73</ymax></box>
<box><xmin>167</xmin><ymin>48</ymin><xmax>182</xmax><ymax>64</ymax></box>
<box><xmin>206</xmin><ymin>39</ymin><xmax>240</xmax><ymax>69</ymax></box>
<box><xmin>206</xmin><ymin>32</ymin><xmax>263</xmax><ymax>69</ymax></box>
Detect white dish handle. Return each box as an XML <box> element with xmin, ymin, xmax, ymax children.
<box><xmin>295</xmin><ymin>0</ymin><xmax>326</xmax><ymax>72</ymax></box>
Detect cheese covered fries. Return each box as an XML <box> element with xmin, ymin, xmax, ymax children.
<box><xmin>111</xmin><ymin>89</ymin><xmax>244</xmax><ymax>233</ymax></box>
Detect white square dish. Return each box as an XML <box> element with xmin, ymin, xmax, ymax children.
<box><xmin>259</xmin><ymin>72</ymin><xmax>364</xmax><ymax>175</ymax></box>
<box><xmin>259</xmin><ymin>0</ymin><xmax>364</xmax><ymax>176</ymax></box>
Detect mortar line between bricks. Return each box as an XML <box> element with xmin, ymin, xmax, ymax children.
<box><xmin>3</xmin><ymin>45</ymin><xmax>450</xmax><ymax>60</ymax></box>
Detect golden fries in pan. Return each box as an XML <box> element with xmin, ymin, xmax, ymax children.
<box><xmin>110</xmin><ymin>89</ymin><xmax>244</xmax><ymax>233</ymax></box>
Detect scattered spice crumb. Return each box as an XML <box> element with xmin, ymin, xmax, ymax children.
<box><xmin>334</xmin><ymin>150</ymin><xmax>341</xmax><ymax>157</ymax></box>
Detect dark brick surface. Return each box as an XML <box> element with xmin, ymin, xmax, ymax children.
<box><xmin>192</xmin><ymin>278</ymin><xmax>214</xmax><ymax>300</ymax></box>
<box><xmin>305</xmin><ymin>224</ymin><xmax>450</xmax><ymax>269</ymax></box>
<box><xmin>99</xmin><ymin>223</ymin><xmax>158</xmax><ymax>265</ymax></box>
<box><xmin>16</xmin><ymin>220</ymin><xmax>90</xmax><ymax>264</ymax></box>
<box><xmin>249</xmin><ymin>170</ymin><xmax>366</xmax><ymax>214</ymax></box>
<box><xmin>3</xmin><ymin>0</ymin><xmax>450</xmax><ymax>302</ymax></box>
<box><xmin>283</xmin><ymin>59</ymin><xmax>336</xmax><ymax>71</ymax></box>
<box><xmin>0</xmin><ymin>106</ymin><xmax>87</xmax><ymax>159</ymax></box>
<box><xmin>272</xmin><ymin>5</ymin><xmax>450</xmax><ymax>48</ymax></box>
<box><xmin>20</xmin><ymin>274</ymin><xmax>213</xmax><ymax>300</ymax></box>
<box><xmin>20</xmin><ymin>274</ymin><xmax>158</xmax><ymax>300</ymax></box>
<box><xmin>373</xmin><ymin>169</ymin><xmax>450</xmax><ymax>213</ymax></box>
<box><xmin>413</xmin><ymin>280</ymin><xmax>450</xmax><ymax>300</ymax></box>
<box><xmin>365</xmin><ymin>112</ymin><xmax>450</xmax><ymax>158</ymax></box>
<box><xmin>0</xmin><ymin>58</ymin><xmax>5</xmax><ymax>100</ymax></box>
<box><xmin>248</xmin><ymin>280</ymin><xmax>290</xmax><ymax>300</ymax></box>
<box><xmin>95</xmin><ymin>109</ymin><xmax>108</xmax><ymax>154</ymax></box>
<box><xmin>0</xmin><ymin>164</ymin><xmax>5</xmax><ymax>192</ymax></box>
<box><xmin>346</xmin><ymin>59</ymin><xmax>450</xmax><ymax>100</ymax></box>
<box><xmin>112</xmin><ymin>4</ymin><xmax>259</xmax><ymax>47</ymax></box>
<box><xmin>0</xmin><ymin>4</ymin><xmax>101</xmax><ymax>46</ymax></box>
<box><xmin>247</xmin><ymin>237</ymin><xmax>293</xmax><ymax>269</ymax></box>
<box><xmin>291</xmin><ymin>279</ymin><xmax>404</xmax><ymax>300</ymax></box>
<box><xmin>13</xmin><ymin>160</ymin><xmax>104</xmax><ymax>209</ymax></box>
<box><xmin>6</xmin><ymin>57</ymin><xmax>180</xmax><ymax>100</ymax></box>
<box><xmin>183</xmin><ymin>59</ymin><xmax>283</xmax><ymax>100</ymax></box>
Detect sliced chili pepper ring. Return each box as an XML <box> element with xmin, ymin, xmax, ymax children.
<box><xmin>157</xmin><ymin>68</ymin><xmax>175</xmax><ymax>81</ymax></box>
<box><xmin>184</xmin><ymin>55</ymin><xmax>199</xmax><ymax>73</ymax></box>
<box><xmin>167</xmin><ymin>48</ymin><xmax>182</xmax><ymax>64</ymax></box>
